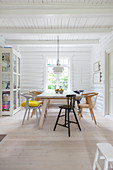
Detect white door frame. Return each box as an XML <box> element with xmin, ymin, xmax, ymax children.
<box><xmin>104</xmin><ymin>51</ymin><xmax>109</xmax><ymax>115</ymax></box>
<box><xmin>104</xmin><ymin>49</ymin><xmax>113</xmax><ymax>115</ymax></box>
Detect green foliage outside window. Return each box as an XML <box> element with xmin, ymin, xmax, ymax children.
<box><xmin>48</xmin><ymin>68</ymin><xmax>68</xmax><ymax>90</ymax></box>
<box><xmin>47</xmin><ymin>58</ymin><xmax>69</xmax><ymax>90</ymax></box>
<box><xmin>48</xmin><ymin>71</ymin><xmax>56</xmax><ymax>89</ymax></box>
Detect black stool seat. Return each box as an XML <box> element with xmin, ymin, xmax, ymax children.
<box><xmin>53</xmin><ymin>94</ymin><xmax>81</xmax><ymax>137</ymax></box>
<box><xmin>59</xmin><ymin>105</ymin><xmax>73</xmax><ymax>109</ymax></box>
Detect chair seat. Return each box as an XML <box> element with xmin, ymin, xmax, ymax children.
<box><xmin>21</xmin><ymin>100</ymin><xmax>40</xmax><ymax>107</ymax></box>
<box><xmin>59</xmin><ymin>105</ymin><xmax>74</xmax><ymax>109</ymax></box>
<box><xmin>79</xmin><ymin>103</ymin><xmax>89</xmax><ymax>108</ymax></box>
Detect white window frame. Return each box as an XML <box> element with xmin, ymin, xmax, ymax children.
<box><xmin>46</xmin><ymin>56</ymin><xmax>70</xmax><ymax>91</ymax></box>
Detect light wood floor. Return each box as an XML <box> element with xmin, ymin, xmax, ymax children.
<box><xmin>0</xmin><ymin>106</ymin><xmax>113</xmax><ymax>170</ymax></box>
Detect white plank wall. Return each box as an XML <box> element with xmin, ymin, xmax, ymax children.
<box><xmin>71</xmin><ymin>52</ymin><xmax>91</xmax><ymax>92</ymax></box>
<box><xmin>90</xmin><ymin>45</ymin><xmax>104</xmax><ymax>111</ymax></box>
<box><xmin>20</xmin><ymin>52</ymin><xmax>45</xmax><ymax>93</ymax></box>
<box><xmin>91</xmin><ymin>34</ymin><xmax>113</xmax><ymax>113</ymax></box>
<box><xmin>0</xmin><ymin>36</ymin><xmax>5</xmax><ymax>47</ymax></box>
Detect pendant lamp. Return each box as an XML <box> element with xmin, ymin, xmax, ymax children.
<box><xmin>53</xmin><ymin>36</ymin><xmax>64</xmax><ymax>74</ymax></box>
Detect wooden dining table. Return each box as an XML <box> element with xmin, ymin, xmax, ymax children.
<box><xmin>35</xmin><ymin>90</ymin><xmax>82</xmax><ymax>129</ymax></box>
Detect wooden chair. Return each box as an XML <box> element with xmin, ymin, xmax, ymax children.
<box><xmin>21</xmin><ymin>93</ymin><xmax>42</xmax><ymax>126</ymax></box>
<box><xmin>78</xmin><ymin>92</ymin><xmax>98</xmax><ymax>124</ymax></box>
<box><xmin>53</xmin><ymin>94</ymin><xmax>81</xmax><ymax>137</ymax></box>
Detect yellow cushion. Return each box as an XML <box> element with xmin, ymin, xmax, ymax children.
<box><xmin>21</xmin><ymin>100</ymin><xmax>40</xmax><ymax>107</ymax></box>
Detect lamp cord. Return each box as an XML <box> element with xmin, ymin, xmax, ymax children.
<box><xmin>57</xmin><ymin>36</ymin><xmax>60</xmax><ymax>65</ymax></box>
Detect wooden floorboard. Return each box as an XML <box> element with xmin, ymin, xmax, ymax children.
<box><xmin>0</xmin><ymin>107</ymin><xmax>113</xmax><ymax>170</ymax></box>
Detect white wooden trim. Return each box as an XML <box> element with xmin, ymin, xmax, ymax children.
<box><xmin>0</xmin><ymin>5</ymin><xmax>113</xmax><ymax>15</ymax></box>
<box><xmin>0</xmin><ymin>28</ymin><xmax>111</xmax><ymax>34</ymax></box>
<box><xmin>44</xmin><ymin>56</ymin><xmax>47</xmax><ymax>91</ymax></box>
<box><xmin>5</xmin><ymin>40</ymin><xmax>99</xmax><ymax>45</ymax></box>
<box><xmin>104</xmin><ymin>51</ymin><xmax>109</xmax><ymax>115</ymax></box>
<box><xmin>69</xmin><ymin>56</ymin><xmax>72</xmax><ymax>90</ymax></box>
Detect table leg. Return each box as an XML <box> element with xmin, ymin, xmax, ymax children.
<box><xmin>39</xmin><ymin>99</ymin><xmax>48</xmax><ymax>129</ymax></box>
<box><xmin>47</xmin><ymin>99</ymin><xmax>50</xmax><ymax>108</ymax></box>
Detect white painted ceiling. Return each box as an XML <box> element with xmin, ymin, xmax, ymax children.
<box><xmin>0</xmin><ymin>0</ymin><xmax>113</xmax><ymax>5</ymax></box>
<box><xmin>0</xmin><ymin>0</ymin><xmax>113</xmax><ymax>48</ymax></box>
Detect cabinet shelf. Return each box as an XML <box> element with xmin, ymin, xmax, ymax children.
<box><xmin>2</xmin><ymin>72</ymin><xmax>10</xmax><ymax>74</ymax></box>
<box><xmin>1</xmin><ymin>89</ymin><xmax>11</xmax><ymax>91</ymax></box>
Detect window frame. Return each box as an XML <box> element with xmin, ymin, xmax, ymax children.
<box><xmin>46</xmin><ymin>57</ymin><xmax>70</xmax><ymax>91</ymax></box>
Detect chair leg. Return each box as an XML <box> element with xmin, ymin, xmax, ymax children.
<box><xmin>73</xmin><ymin>109</ymin><xmax>81</xmax><ymax>131</ymax></box>
<box><xmin>53</xmin><ymin>108</ymin><xmax>62</xmax><ymax>131</ymax></box>
<box><xmin>38</xmin><ymin>105</ymin><xmax>41</xmax><ymax>115</ymax></box>
<box><xmin>78</xmin><ymin>107</ymin><xmax>81</xmax><ymax>115</ymax></box>
<box><xmin>110</xmin><ymin>162</ymin><xmax>113</xmax><ymax>169</ymax></box>
<box><xmin>65</xmin><ymin>109</ymin><xmax>67</xmax><ymax>126</ymax></box>
<box><xmin>67</xmin><ymin>109</ymin><xmax>70</xmax><ymax>137</ymax></box>
<box><xmin>78</xmin><ymin>107</ymin><xmax>83</xmax><ymax>118</ymax></box>
<box><xmin>35</xmin><ymin>109</ymin><xmax>38</xmax><ymax>126</ymax></box>
<box><xmin>77</xmin><ymin>100</ymin><xmax>80</xmax><ymax>110</ymax></box>
<box><xmin>31</xmin><ymin>109</ymin><xmax>35</xmax><ymax>118</ymax></box>
<box><xmin>93</xmin><ymin>148</ymin><xmax>99</xmax><ymax>170</ymax></box>
<box><xmin>22</xmin><ymin>109</ymin><xmax>28</xmax><ymax>125</ymax></box>
<box><xmin>79</xmin><ymin>108</ymin><xmax>83</xmax><ymax>121</ymax></box>
<box><xmin>90</xmin><ymin>109</ymin><xmax>97</xmax><ymax>125</ymax></box>
<box><xmin>104</xmin><ymin>160</ymin><xmax>108</xmax><ymax>170</ymax></box>
<box><xmin>27</xmin><ymin>109</ymin><xmax>30</xmax><ymax>120</ymax></box>
<box><xmin>90</xmin><ymin>110</ymin><xmax>94</xmax><ymax>120</ymax></box>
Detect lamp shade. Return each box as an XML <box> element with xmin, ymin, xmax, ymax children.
<box><xmin>53</xmin><ymin>36</ymin><xmax>64</xmax><ymax>74</ymax></box>
<box><xmin>53</xmin><ymin>64</ymin><xmax>64</xmax><ymax>74</ymax></box>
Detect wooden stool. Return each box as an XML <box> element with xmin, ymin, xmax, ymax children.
<box><xmin>93</xmin><ymin>143</ymin><xmax>113</xmax><ymax>170</ymax></box>
<box><xmin>53</xmin><ymin>94</ymin><xmax>81</xmax><ymax>137</ymax></box>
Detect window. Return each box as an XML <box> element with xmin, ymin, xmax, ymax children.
<box><xmin>47</xmin><ymin>57</ymin><xmax>69</xmax><ymax>90</ymax></box>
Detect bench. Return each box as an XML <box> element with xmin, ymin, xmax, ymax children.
<box><xmin>93</xmin><ymin>143</ymin><xmax>113</xmax><ymax>170</ymax></box>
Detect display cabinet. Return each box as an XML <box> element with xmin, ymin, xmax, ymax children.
<box><xmin>0</xmin><ymin>47</ymin><xmax>21</xmax><ymax>116</ymax></box>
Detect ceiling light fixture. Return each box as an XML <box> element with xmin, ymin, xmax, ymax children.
<box><xmin>53</xmin><ymin>36</ymin><xmax>64</xmax><ymax>74</ymax></box>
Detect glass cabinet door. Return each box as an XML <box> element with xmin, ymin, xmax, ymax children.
<box><xmin>18</xmin><ymin>57</ymin><xmax>20</xmax><ymax>74</ymax></box>
<box><xmin>18</xmin><ymin>90</ymin><xmax>20</xmax><ymax>107</ymax></box>
<box><xmin>13</xmin><ymin>55</ymin><xmax>17</xmax><ymax>73</ymax></box>
<box><xmin>18</xmin><ymin>75</ymin><xmax>20</xmax><ymax>88</ymax></box>
<box><xmin>13</xmin><ymin>91</ymin><xmax>16</xmax><ymax>110</ymax></box>
<box><xmin>13</xmin><ymin>74</ymin><xmax>16</xmax><ymax>89</ymax></box>
<box><xmin>2</xmin><ymin>53</ymin><xmax>11</xmax><ymax>90</ymax></box>
<box><xmin>2</xmin><ymin>91</ymin><xmax>10</xmax><ymax>112</ymax></box>
<box><xmin>2</xmin><ymin>53</ymin><xmax>10</xmax><ymax>72</ymax></box>
<box><xmin>1</xmin><ymin>49</ymin><xmax>21</xmax><ymax>115</ymax></box>
<box><xmin>2</xmin><ymin>73</ymin><xmax>10</xmax><ymax>89</ymax></box>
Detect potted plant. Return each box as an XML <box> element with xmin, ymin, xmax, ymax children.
<box><xmin>59</xmin><ymin>88</ymin><xmax>64</xmax><ymax>94</ymax></box>
<box><xmin>55</xmin><ymin>89</ymin><xmax>59</xmax><ymax>94</ymax></box>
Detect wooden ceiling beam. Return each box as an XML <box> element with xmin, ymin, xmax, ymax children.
<box><xmin>0</xmin><ymin>27</ymin><xmax>112</xmax><ymax>34</ymax></box>
<box><xmin>0</xmin><ymin>5</ymin><xmax>113</xmax><ymax>16</ymax></box>
<box><xmin>5</xmin><ymin>39</ymin><xmax>99</xmax><ymax>45</ymax></box>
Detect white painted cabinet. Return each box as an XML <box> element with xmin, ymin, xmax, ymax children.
<box><xmin>0</xmin><ymin>48</ymin><xmax>21</xmax><ymax>116</ymax></box>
